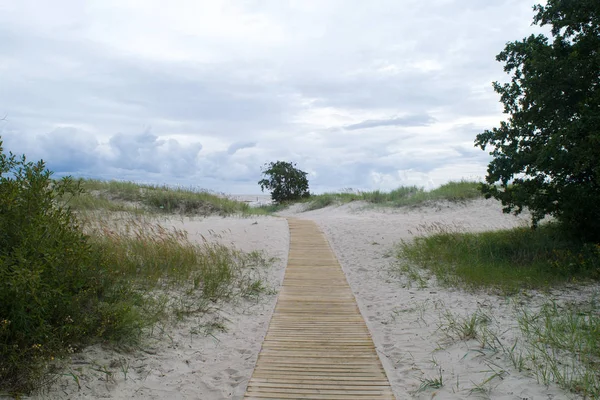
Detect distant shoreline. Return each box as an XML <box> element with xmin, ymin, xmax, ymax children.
<box><xmin>226</xmin><ymin>194</ymin><xmax>273</xmax><ymax>207</ymax></box>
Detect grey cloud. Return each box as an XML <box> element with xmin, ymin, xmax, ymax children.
<box><xmin>11</xmin><ymin>127</ymin><xmax>266</xmax><ymax>187</ymax></box>
<box><xmin>108</xmin><ymin>131</ymin><xmax>203</xmax><ymax>175</ymax></box>
<box><xmin>108</xmin><ymin>132</ymin><xmax>164</xmax><ymax>173</ymax></box>
<box><xmin>36</xmin><ymin>127</ymin><xmax>100</xmax><ymax>172</ymax></box>
<box><xmin>227</xmin><ymin>141</ymin><xmax>257</xmax><ymax>155</ymax></box>
<box><xmin>0</xmin><ymin>28</ymin><xmax>294</xmax><ymax>141</ymax></box>
<box><xmin>345</xmin><ymin>114</ymin><xmax>436</xmax><ymax>130</ymax></box>
<box><xmin>451</xmin><ymin>144</ymin><xmax>491</xmax><ymax>163</ymax></box>
<box><xmin>294</xmin><ymin>72</ymin><xmax>447</xmax><ymax>112</ymax></box>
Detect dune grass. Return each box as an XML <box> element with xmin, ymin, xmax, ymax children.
<box><xmin>65</xmin><ymin>179</ymin><xmax>269</xmax><ymax>216</ymax></box>
<box><xmin>304</xmin><ymin>180</ymin><xmax>483</xmax><ymax>211</ymax></box>
<box><xmin>62</xmin><ymin>191</ymin><xmax>144</xmax><ymax>213</ymax></box>
<box><xmin>398</xmin><ymin>221</ymin><xmax>600</xmax><ymax>396</ymax></box>
<box><xmin>254</xmin><ymin>202</ymin><xmax>289</xmax><ymax>213</ymax></box>
<box><xmin>304</xmin><ymin>194</ymin><xmax>337</xmax><ymax>211</ymax></box>
<box><xmin>396</xmin><ymin>222</ymin><xmax>600</xmax><ymax>293</ymax></box>
<box><xmin>515</xmin><ymin>298</ymin><xmax>600</xmax><ymax>397</ymax></box>
<box><xmin>437</xmin><ymin>302</ymin><xmax>600</xmax><ymax>397</ymax></box>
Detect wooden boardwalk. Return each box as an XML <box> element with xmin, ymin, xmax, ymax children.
<box><xmin>244</xmin><ymin>219</ymin><xmax>394</xmax><ymax>399</ymax></box>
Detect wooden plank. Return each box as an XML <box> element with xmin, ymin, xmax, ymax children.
<box><xmin>243</xmin><ymin>219</ymin><xmax>393</xmax><ymax>399</ymax></box>
<box><xmin>246</xmin><ymin>396</ymin><xmax>394</xmax><ymax>400</ymax></box>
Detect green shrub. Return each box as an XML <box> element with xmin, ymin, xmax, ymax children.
<box><xmin>0</xmin><ymin>141</ymin><xmax>140</xmax><ymax>392</ymax></box>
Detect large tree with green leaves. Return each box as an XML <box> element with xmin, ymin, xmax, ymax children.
<box><xmin>475</xmin><ymin>0</ymin><xmax>600</xmax><ymax>241</ymax></box>
<box><xmin>258</xmin><ymin>161</ymin><xmax>310</xmax><ymax>204</ymax></box>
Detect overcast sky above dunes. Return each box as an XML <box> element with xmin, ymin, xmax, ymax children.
<box><xmin>0</xmin><ymin>0</ymin><xmax>545</xmax><ymax>194</ymax></box>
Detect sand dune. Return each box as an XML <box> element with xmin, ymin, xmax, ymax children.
<box><xmin>34</xmin><ymin>199</ymin><xmax>593</xmax><ymax>399</ymax></box>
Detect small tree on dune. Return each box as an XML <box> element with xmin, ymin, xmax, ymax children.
<box><xmin>258</xmin><ymin>161</ymin><xmax>310</xmax><ymax>204</ymax></box>
<box><xmin>475</xmin><ymin>0</ymin><xmax>600</xmax><ymax>241</ymax></box>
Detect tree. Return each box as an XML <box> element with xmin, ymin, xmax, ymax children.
<box><xmin>258</xmin><ymin>161</ymin><xmax>310</xmax><ymax>203</ymax></box>
<box><xmin>475</xmin><ymin>0</ymin><xmax>600</xmax><ymax>241</ymax></box>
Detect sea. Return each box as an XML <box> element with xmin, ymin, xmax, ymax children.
<box><xmin>226</xmin><ymin>194</ymin><xmax>273</xmax><ymax>207</ymax></box>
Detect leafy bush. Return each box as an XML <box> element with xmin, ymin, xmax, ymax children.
<box><xmin>0</xmin><ymin>141</ymin><xmax>137</xmax><ymax>392</ymax></box>
<box><xmin>258</xmin><ymin>161</ymin><xmax>310</xmax><ymax>204</ymax></box>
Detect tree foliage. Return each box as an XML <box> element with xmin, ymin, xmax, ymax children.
<box><xmin>475</xmin><ymin>0</ymin><xmax>600</xmax><ymax>241</ymax></box>
<box><xmin>258</xmin><ymin>161</ymin><xmax>310</xmax><ymax>204</ymax></box>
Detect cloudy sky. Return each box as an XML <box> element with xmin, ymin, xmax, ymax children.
<box><xmin>0</xmin><ymin>0</ymin><xmax>545</xmax><ymax>194</ymax></box>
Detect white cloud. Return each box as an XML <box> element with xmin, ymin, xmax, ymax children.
<box><xmin>0</xmin><ymin>0</ymin><xmax>544</xmax><ymax>193</ymax></box>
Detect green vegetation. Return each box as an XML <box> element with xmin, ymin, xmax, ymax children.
<box><xmin>304</xmin><ymin>180</ymin><xmax>482</xmax><ymax>211</ymax></box>
<box><xmin>258</xmin><ymin>160</ymin><xmax>310</xmax><ymax>204</ymax></box>
<box><xmin>416</xmin><ymin>369</ymin><xmax>444</xmax><ymax>393</ymax></box>
<box><xmin>65</xmin><ymin>179</ymin><xmax>268</xmax><ymax>216</ymax></box>
<box><xmin>0</xmin><ymin>141</ymin><xmax>272</xmax><ymax>394</ymax></box>
<box><xmin>440</xmin><ymin>309</ymin><xmax>491</xmax><ymax>341</ymax></box>
<box><xmin>437</xmin><ymin>301</ymin><xmax>600</xmax><ymax>397</ymax></box>
<box><xmin>394</xmin><ymin>186</ymin><xmax>600</xmax><ymax>397</ymax></box>
<box><xmin>516</xmin><ymin>299</ymin><xmax>600</xmax><ymax>397</ymax></box>
<box><xmin>396</xmin><ymin>223</ymin><xmax>600</xmax><ymax>293</ymax></box>
<box><xmin>254</xmin><ymin>202</ymin><xmax>290</xmax><ymax>214</ymax></box>
<box><xmin>475</xmin><ymin>0</ymin><xmax>600</xmax><ymax>241</ymax></box>
<box><xmin>303</xmin><ymin>193</ymin><xmax>337</xmax><ymax>211</ymax></box>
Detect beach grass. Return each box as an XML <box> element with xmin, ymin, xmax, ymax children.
<box><xmin>436</xmin><ymin>298</ymin><xmax>600</xmax><ymax>397</ymax></box>
<box><xmin>63</xmin><ymin>179</ymin><xmax>269</xmax><ymax>216</ymax></box>
<box><xmin>303</xmin><ymin>180</ymin><xmax>483</xmax><ymax>211</ymax></box>
<box><xmin>396</xmin><ymin>222</ymin><xmax>600</xmax><ymax>293</ymax></box>
<box><xmin>515</xmin><ymin>298</ymin><xmax>600</xmax><ymax>397</ymax></box>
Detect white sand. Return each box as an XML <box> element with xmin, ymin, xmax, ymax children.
<box><xmin>34</xmin><ymin>200</ymin><xmax>596</xmax><ymax>399</ymax></box>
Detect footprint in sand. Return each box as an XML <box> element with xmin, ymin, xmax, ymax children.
<box><xmin>382</xmin><ymin>343</ymin><xmax>394</xmax><ymax>350</ymax></box>
<box><xmin>224</xmin><ymin>368</ymin><xmax>244</xmax><ymax>387</ymax></box>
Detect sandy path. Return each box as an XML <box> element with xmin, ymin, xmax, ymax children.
<box><xmin>32</xmin><ymin>215</ymin><xmax>289</xmax><ymax>400</ymax></box>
